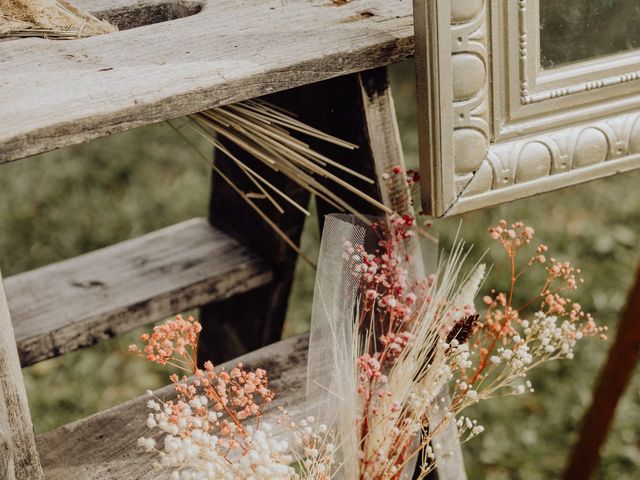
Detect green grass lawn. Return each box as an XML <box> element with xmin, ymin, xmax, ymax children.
<box><xmin>2</xmin><ymin>61</ymin><xmax>639</xmax><ymax>479</ymax></box>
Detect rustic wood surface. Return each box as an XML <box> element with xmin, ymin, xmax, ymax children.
<box><xmin>564</xmin><ymin>265</ymin><xmax>640</xmax><ymax>480</ymax></box>
<box><xmin>36</xmin><ymin>334</ymin><xmax>310</xmax><ymax>480</ymax></box>
<box><xmin>282</xmin><ymin>70</ymin><xmax>390</xmax><ymax>229</ymax></box>
<box><xmin>6</xmin><ymin>218</ymin><xmax>271</xmax><ymax>366</ymax></box>
<box><xmin>0</xmin><ymin>0</ymin><xmax>413</xmax><ymax>164</ymax></box>
<box><xmin>357</xmin><ymin>67</ymin><xmax>411</xmax><ymax>209</ymax></box>
<box><xmin>0</xmin><ymin>270</ymin><xmax>44</xmax><ymax>479</ymax></box>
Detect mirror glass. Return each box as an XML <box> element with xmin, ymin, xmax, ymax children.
<box><xmin>540</xmin><ymin>0</ymin><xmax>640</xmax><ymax>68</ymax></box>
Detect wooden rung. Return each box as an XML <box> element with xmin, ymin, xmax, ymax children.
<box><xmin>36</xmin><ymin>334</ymin><xmax>310</xmax><ymax>480</ymax></box>
<box><xmin>0</xmin><ymin>0</ymin><xmax>413</xmax><ymax>164</ymax></box>
<box><xmin>6</xmin><ymin>218</ymin><xmax>272</xmax><ymax>367</ymax></box>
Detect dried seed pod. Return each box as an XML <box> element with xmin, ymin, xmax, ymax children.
<box><xmin>447</xmin><ymin>313</ymin><xmax>480</xmax><ymax>345</ymax></box>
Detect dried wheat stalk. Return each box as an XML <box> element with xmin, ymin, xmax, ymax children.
<box><xmin>0</xmin><ymin>0</ymin><xmax>116</xmax><ymax>39</ymax></box>
<box><xmin>170</xmin><ymin>100</ymin><xmax>392</xmax><ymax>266</ymax></box>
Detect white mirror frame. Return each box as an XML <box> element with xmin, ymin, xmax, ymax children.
<box><xmin>414</xmin><ymin>0</ymin><xmax>640</xmax><ymax>217</ymax></box>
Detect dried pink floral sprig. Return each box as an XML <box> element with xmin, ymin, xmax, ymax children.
<box><xmin>460</xmin><ymin>220</ymin><xmax>607</xmax><ymax>395</ymax></box>
<box><xmin>129</xmin><ymin>315</ymin><xmax>305</xmax><ymax>479</ymax></box>
<box><xmin>337</xmin><ymin>211</ymin><xmax>606</xmax><ymax>480</ymax></box>
<box><xmin>129</xmin><ymin>314</ymin><xmax>202</xmax><ymax>370</ymax></box>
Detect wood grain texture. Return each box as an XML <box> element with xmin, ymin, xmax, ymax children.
<box><xmin>37</xmin><ymin>334</ymin><xmax>310</xmax><ymax>480</ymax></box>
<box><xmin>358</xmin><ymin>67</ymin><xmax>411</xmax><ymax>211</ymax></box>
<box><xmin>0</xmin><ymin>270</ymin><xmax>44</xmax><ymax>479</ymax></box>
<box><xmin>0</xmin><ymin>0</ymin><xmax>414</xmax><ymax>164</ymax></box>
<box><xmin>5</xmin><ymin>218</ymin><xmax>272</xmax><ymax>366</ymax></box>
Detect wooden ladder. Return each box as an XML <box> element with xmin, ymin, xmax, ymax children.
<box><xmin>0</xmin><ymin>1</ymin><xmax>465</xmax><ymax>478</ymax></box>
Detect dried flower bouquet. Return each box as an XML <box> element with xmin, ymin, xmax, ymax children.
<box><xmin>129</xmin><ymin>172</ymin><xmax>605</xmax><ymax>479</ymax></box>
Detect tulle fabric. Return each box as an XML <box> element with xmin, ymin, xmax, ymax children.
<box><xmin>305</xmin><ymin>214</ymin><xmax>464</xmax><ymax>479</ymax></box>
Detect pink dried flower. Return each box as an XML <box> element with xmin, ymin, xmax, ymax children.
<box><xmin>129</xmin><ymin>314</ymin><xmax>202</xmax><ymax>371</ymax></box>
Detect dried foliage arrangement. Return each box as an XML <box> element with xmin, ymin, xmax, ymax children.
<box><xmin>0</xmin><ymin>0</ymin><xmax>116</xmax><ymax>39</ymax></box>
<box><xmin>172</xmin><ymin>100</ymin><xmax>389</xmax><ymax>264</ymax></box>
<box><xmin>128</xmin><ymin>169</ymin><xmax>607</xmax><ymax>480</ymax></box>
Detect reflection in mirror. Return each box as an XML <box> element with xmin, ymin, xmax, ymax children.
<box><xmin>540</xmin><ymin>0</ymin><xmax>640</xmax><ymax>69</ymax></box>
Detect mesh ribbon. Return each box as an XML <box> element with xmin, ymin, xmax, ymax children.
<box><xmin>306</xmin><ymin>214</ymin><xmax>463</xmax><ymax>479</ymax></box>
<box><xmin>306</xmin><ymin>214</ymin><xmax>365</xmax><ymax>478</ymax></box>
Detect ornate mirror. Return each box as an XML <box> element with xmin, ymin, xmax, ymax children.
<box><xmin>414</xmin><ymin>0</ymin><xmax>640</xmax><ymax>216</ymax></box>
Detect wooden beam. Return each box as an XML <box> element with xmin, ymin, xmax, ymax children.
<box><xmin>0</xmin><ymin>0</ymin><xmax>414</xmax><ymax>164</ymax></box>
<box><xmin>0</xmin><ymin>269</ymin><xmax>44</xmax><ymax>479</ymax></box>
<box><xmin>36</xmin><ymin>334</ymin><xmax>311</xmax><ymax>480</ymax></box>
<box><xmin>281</xmin><ymin>66</ymin><xmax>417</xmax><ymax>219</ymax></box>
<box><xmin>277</xmin><ymin>69</ymin><xmax>393</xmax><ymax>227</ymax></box>
<box><xmin>6</xmin><ymin>218</ymin><xmax>271</xmax><ymax>366</ymax></box>
<box><xmin>198</xmin><ymin>91</ymin><xmax>313</xmax><ymax>363</ymax></box>
<box><xmin>564</xmin><ymin>264</ymin><xmax>640</xmax><ymax>480</ymax></box>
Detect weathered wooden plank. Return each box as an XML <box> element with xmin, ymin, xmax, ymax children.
<box><xmin>564</xmin><ymin>264</ymin><xmax>640</xmax><ymax>480</ymax></box>
<box><xmin>0</xmin><ymin>269</ymin><xmax>44</xmax><ymax>479</ymax></box>
<box><xmin>0</xmin><ymin>0</ymin><xmax>414</xmax><ymax>164</ymax></box>
<box><xmin>36</xmin><ymin>334</ymin><xmax>310</xmax><ymax>480</ymax></box>
<box><xmin>5</xmin><ymin>218</ymin><xmax>272</xmax><ymax>366</ymax></box>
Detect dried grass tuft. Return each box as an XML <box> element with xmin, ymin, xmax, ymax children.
<box><xmin>0</xmin><ymin>0</ymin><xmax>116</xmax><ymax>39</ymax></box>
<box><xmin>170</xmin><ymin>100</ymin><xmax>392</xmax><ymax>266</ymax></box>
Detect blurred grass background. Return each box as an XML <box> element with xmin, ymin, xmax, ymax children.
<box><xmin>2</xmin><ymin>60</ymin><xmax>639</xmax><ymax>479</ymax></box>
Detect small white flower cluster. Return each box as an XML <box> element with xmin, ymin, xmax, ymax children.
<box><xmin>237</xmin><ymin>424</ymin><xmax>295</xmax><ymax>480</ymax></box>
<box><xmin>511</xmin><ymin>380</ymin><xmax>534</xmax><ymax>395</ymax></box>
<box><xmin>290</xmin><ymin>416</ymin><xmax>335</xmax><ymax>477</ymax></box>
<box><xmin>528</xmin><ymin>312</ymin><xmax>579</xmax><ymax>359</ymax></box>
<box><xmin>140</xmin><ymin>394</ymin><xmax>295</xmax><ymax>479</ymax></box>
<box><xmin>455</xmin><ymin>416</ymin><xmax>485</xmax><ymax>441</ymax></box>
<box><xmin>484</xmin><ymin>312</ymin><xmax>582</xmax><ymax>379</ymax></box>
<box><xmin>493</xmin><ymin>341</ymin><xmax>533</xmax><ymax>371</ymax></box>
<box><xmin>448</xmin><ymin>340</ymin><xmax>473</xmax><ymax>369</ymax></box>
<box><xmin>138</xmin><ymin>429</ymin><xmax>236</xmax><ymax>480</ymax></box>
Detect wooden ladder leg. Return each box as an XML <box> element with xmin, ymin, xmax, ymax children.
<box><xmin>0</xmin><ymin>269</ymin><xmax>43</xmax><ymax>480</ymax></box>
<box><xmin>197</xmin><ymin>108</ymin><xmax>311</xmax><ymax>364</ymax></box>
<box><xmin>564</xmin><ymin>264</ymin><xmax>640</xmax><ymax>480</ymax></box>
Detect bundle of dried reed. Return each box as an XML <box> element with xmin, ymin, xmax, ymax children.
<box><xmin>0</xmin><ymin>0</ymin><xmax>116</xmax><ymax>39</ymax></box>
<box><xmin>169</xmin><ymin>100</ymin><xmax>391</xmax><ymax>265</ymax></box>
